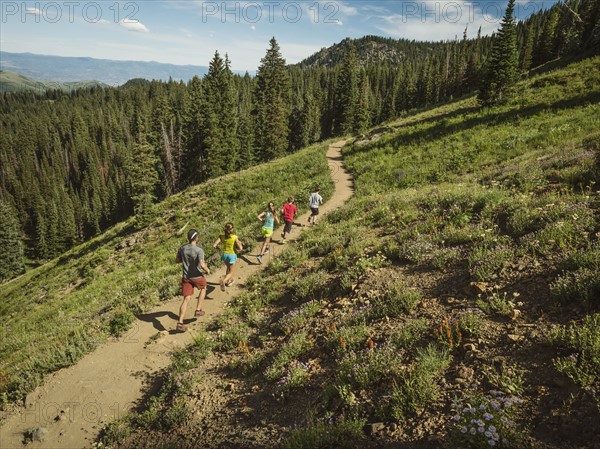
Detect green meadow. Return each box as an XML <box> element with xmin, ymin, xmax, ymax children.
<box><xmin>0</xmin><ymin>141</ymin><xmax>335</xmax><ymax>403</ymax></box>
<box><xmin>105</xmin><ymin>56</ymin><xmax>600</xmax><ymax>449</ymax></box>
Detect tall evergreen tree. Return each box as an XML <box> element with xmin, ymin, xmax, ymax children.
<box><xmin>538</xmin><ymin>8</ymin><xmax>560</xmax><ymax>64</ymax></box>
<box><xmin>355</xmin><ymin>68</ymin><xmax>371</xmax><ymax>134</ymax></box>
<box><xmin>479</xmin><ymin>0</ymin><xmax>519</xmax><ymax>105</ymax></box>
<box><xmin>236</xmin><ymin>72</ymin><xmax>256</xmax><ymax>170</ymax></box>
<box><xmin>254</xmin><ymin>38</ymin><xmax>291</xmax><ymax>160</ymax></box>
<box><xmin>200</xmin><ymin>51</ymin><xmax>239</xmax><ymax>178</ymax></box>
<box><xmin>581</xmin><ymin>0</ymin><xmax>600</xmax><ymax>49</ymax></box>
<box><xmin>127</xmin><ymin>139</ymin><xmax>159</xmax><ymax>227</ymax></box>
<box><xmin>182</xmin><ymin>75</ymin><xmax>204</xmax><ymax>186</ymax></box>
<box><xmin>521</xmin><ymin>22</ymin><xmax>535</xmax><ymax>73</ymax></box>
<box><xmin>334</xmin><ymin>42</ymin><xmax>359</xmax><ymax>135</ymax></box>
<box><xmin>0</xmin><ymin>201</ymin><xmax>25</xmax><ymax>282</ymax></box>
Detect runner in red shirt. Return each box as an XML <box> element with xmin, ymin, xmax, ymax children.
<box><xmin>281</xmin><ymin>196</ymin><xmax>298</xmax><ymax>244</ymax></box>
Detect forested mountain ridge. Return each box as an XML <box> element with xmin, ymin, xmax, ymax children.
<box><xmin>0</xmin><ymin>70</ymin><xmax>108</xmax><ymax>93</ymax></box>
<box><xmin>298</xmin><ymin>35</ymin><xmax>493</xmax><ymax>68</ymax></box>
<box><xmin>1</xmin><ymin>0</ymin><xmax>598</xmax><ymax>282</ymax></box>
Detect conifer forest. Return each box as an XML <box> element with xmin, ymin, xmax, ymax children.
<box><xmin>0</xmin><ymin>0</ymin><xmax>598</xmax><ymax>281</ymax></box>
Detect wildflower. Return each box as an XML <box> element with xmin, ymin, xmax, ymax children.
<box><xmin>453</xmin><ymin>414</ymin><xmax>461</xmax><ymax>421</ymax></box>
<box><xmin>479</xmin><ymin>426</ymin><xmax>486</xmax><ymax>433</ymax></box>
<box><xmin>488</xmin><ymin>439</ymin><xmax>496</xmax><ymax>446</ymax></box>
<box><xmin>485</xmin><ymin>430</ymin><xmax>492</xmax><ymax>438</ymax></box>
<box><xmin>460</xmin><ymin>426</ymin><xmax>468</xmax><ymax>434</ymax></box>
<box><xmin>488</xmin><ymin>425</ymin><xmax>497</xmax><ymax>433</ymax></box>
<box><xmin>483</xmin><ymin>413</ymin><xmax>494</xmax><ymax>420</ymax></box>
<box><xmin>470</xmin><ymin>427</ymin><xmax>477</xmax><ymax>435</ymax></box>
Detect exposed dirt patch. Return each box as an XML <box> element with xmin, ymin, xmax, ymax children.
<box><xmin>0</xmin><ymin>142</ymin><xmax>353</xmax><ymax>449</ymax></box>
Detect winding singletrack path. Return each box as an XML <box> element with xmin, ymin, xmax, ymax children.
<box><xmin>0</xmin><ymin>141</ymin><xmax>354</xmax><ymax>449</ymax></box>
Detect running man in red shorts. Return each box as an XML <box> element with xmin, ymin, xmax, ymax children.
<box><xmin>175</xmin><ymin>229</ymin><xmax>211</xmax><ymax>332</ymax></box>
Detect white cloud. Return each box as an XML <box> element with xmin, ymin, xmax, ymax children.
<box><xmin>330</xmin><ymin>1</ymin><xmax>358</xmax><ymax>16</ymax></box>
<box><xmin>181</xmin><ymin>28</ymin><xmax>194</xmax><ymax>38</ymax></box>
<box><xmin>120</xmin><ymin>19</ymin><xmax>150</xmax><ymax>33</ymax></box>
<box><xmin>251</xmin><ymin>25</ymin><xmax>256</xmax><ymax>31</ymax></box>
<box><xmin>375</xmin><ymin>10</ymin><xmax>500</xmax><ymax>42</ymax></box>
<box><xmin>371</xmin><ymin>1</ymin><xmax>507</xmax><ymax>42</ymax></box>
<box><xmin>25</xmin><ymin>7</ymin><xmax>42</xmax><ymax>15</ymax></box>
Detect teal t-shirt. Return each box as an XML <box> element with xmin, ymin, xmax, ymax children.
<box><xmin>263</xmin><ymin>211</ymin><xmax>275</xmax><ymax>230</ymax></box>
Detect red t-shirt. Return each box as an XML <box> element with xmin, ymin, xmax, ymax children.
<box><xmin>282</xmin><ymin>203</ymin><xmax>297</xmax><ymax>222</ymax></box>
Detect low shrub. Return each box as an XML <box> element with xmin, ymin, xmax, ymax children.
<box><xmin>265</xmin><ymin>332</ymin><xmax>313</xmax><ymax>381</ymax></box>
<box><xmin>381</xmin><ymin>344</ymin><xmax>450</xmax><ymax>420</ymax></box>
<box><xmin>280</xmin><ymin>417</ymin><xmax>366</xmax><ymax>449</ymax></box>
<box><xmin>448</xmin><ymin>390</ymin><xmax>525</xmax><ymax>449</ymax></box>
<box><xmin>547</xmin><ymin>314</ymin><xmax>600</xmax><ymax>403</ymax></box>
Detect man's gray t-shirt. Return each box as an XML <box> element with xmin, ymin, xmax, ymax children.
<box><xmin>309</xmin><ymin>192</ymin><xmax>323</xmax><ymax>208</ymax></box>
<box><xmin>177</xmin><ymin>244</ymin><xmax>205</xmax><ymax>279</ymax></box>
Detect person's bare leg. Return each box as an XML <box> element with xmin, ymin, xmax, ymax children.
<box><xmin>223</xmin><ymin>263</ymin><xmax>235</xmax><ymax>286</ymax></box>
<box><xmin>260</xmin><ymin>239</ymin><xmax>268</xmax><ymax>256</ymax></box>
<box><xmin>195</xmin><ymin>288</ymin><xmax>206</xmax><ymax>314</ymax></box>
<box><xmin>178</xmin><ymin>295</ymin><xmax>191</xmax><ymax>324</ymax></box>
<box><xmin>259</xmin><ymin>236</ymin><xmax>271</xmax><ymax>256</ymax></box>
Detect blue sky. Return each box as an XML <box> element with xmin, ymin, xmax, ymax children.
<box><xmin>1</xmin><ymin>1</ymin><xmax>558</xmax><ymax>72</ymax></box>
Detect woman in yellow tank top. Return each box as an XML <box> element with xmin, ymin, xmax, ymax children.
<box><xmin>213</xmin><ymin>222</ymin><xmax>244</xmax><ymax>291</ymax></box>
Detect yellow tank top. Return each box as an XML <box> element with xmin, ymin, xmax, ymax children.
<box><xmin>220</xmin><ymin>234</ymin><xmax>237</xmax><ymax>254</ymax></box>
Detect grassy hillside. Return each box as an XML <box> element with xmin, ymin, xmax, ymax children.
<box><xmin>0</xmin><ymin>141</ymin><xmax>335</xmax><ymax>404</ymax></box>
<box><xmin>105</xmin><ymin>56</ymin><xmax>599</xmax><ymax>449</ymax></box>
<box><xmin>0</xmin><ymin>70</ymin><xmax>107</xmax><ymax>92</ymax></box>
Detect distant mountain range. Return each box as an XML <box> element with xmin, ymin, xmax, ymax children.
<box><xmin>0</xmin><ymin>70</ymin><xmax>109</xmax><ymax>93</ymax></box>
<box><xmin>0</xmin><ymin>52</ymin><xmax>210</xmax><ymax>86</ymax></box>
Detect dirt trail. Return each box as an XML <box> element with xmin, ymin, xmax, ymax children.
<box><xmin>0</xmin><ymin>141</ymin><xmax>353</xmax><ymax>449</ymax></box>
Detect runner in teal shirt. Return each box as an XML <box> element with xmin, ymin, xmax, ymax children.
<box><xmin>257</xmin><ymin>202</ymin><xmax>280</xmax><ymax>264</ymax></box>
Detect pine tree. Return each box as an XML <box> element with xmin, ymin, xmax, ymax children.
<box><xmin>0</xmin><ymin>201</ymin><xmax>25</xmax><ymax>282</ymax></box>
<box><xmin>182</xmin><ymin>75</ymin><xmax>204</xmax><ymax>186</ymax></box>
<box><xmin>236</xmin><ymin>73</ymin><xmax>256</xmax><ymax>169</ymax></box>
<box><xmin>521</xmin><ymin>22</ymin><xmax>535</xmax><ymax>73</ymax></box>
<box><xmin>465</xmin><ymin>26</ymin><xmax>483</xmax><ymax>90</ymax></box>
<box><xmin>354</xmin><ymin>68</ymin><xmax>371</xmax><ymax>134</ymax></box>
<box><xmin>538</xmin><ymin>8</ymin><xmax>560</xmax><ymax>64</ymax></box>
<box><xmin>581</xmin><ymin>0</ymin><xmax>600</xmax><ymax>49</ymax></box>
<box><xmin>127</xmin><ymin>140</ymin><xmax>159</xmax><ymax>227</ymax></box>
<box><xmin>199</xmin><ymin>52</ymin><xmax>239</xmax><ymax>178</ymax></box>
<box><xmin>254</xmin><ymin>38</ymin><xmax>291</xmax><ymax>160</ymax></box>
<box><xmin>334</xmin><ymin>42</ymin><xmax>359</xmax><ymax>135</ymax></box>
<box><xmin>479</xmin><ymin>0</ymin><xmax>519</xmax><ymax>105</ymax></box>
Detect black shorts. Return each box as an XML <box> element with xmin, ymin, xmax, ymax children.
<box><xmin>284</xmin><ymin>220</ymin><xmax>293</xmax><ymax>233</ymax></box>
<box><xmin>310</xmin><ymin>207</ymin><xmax>319</xmax><ymax>216</ymax></box>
